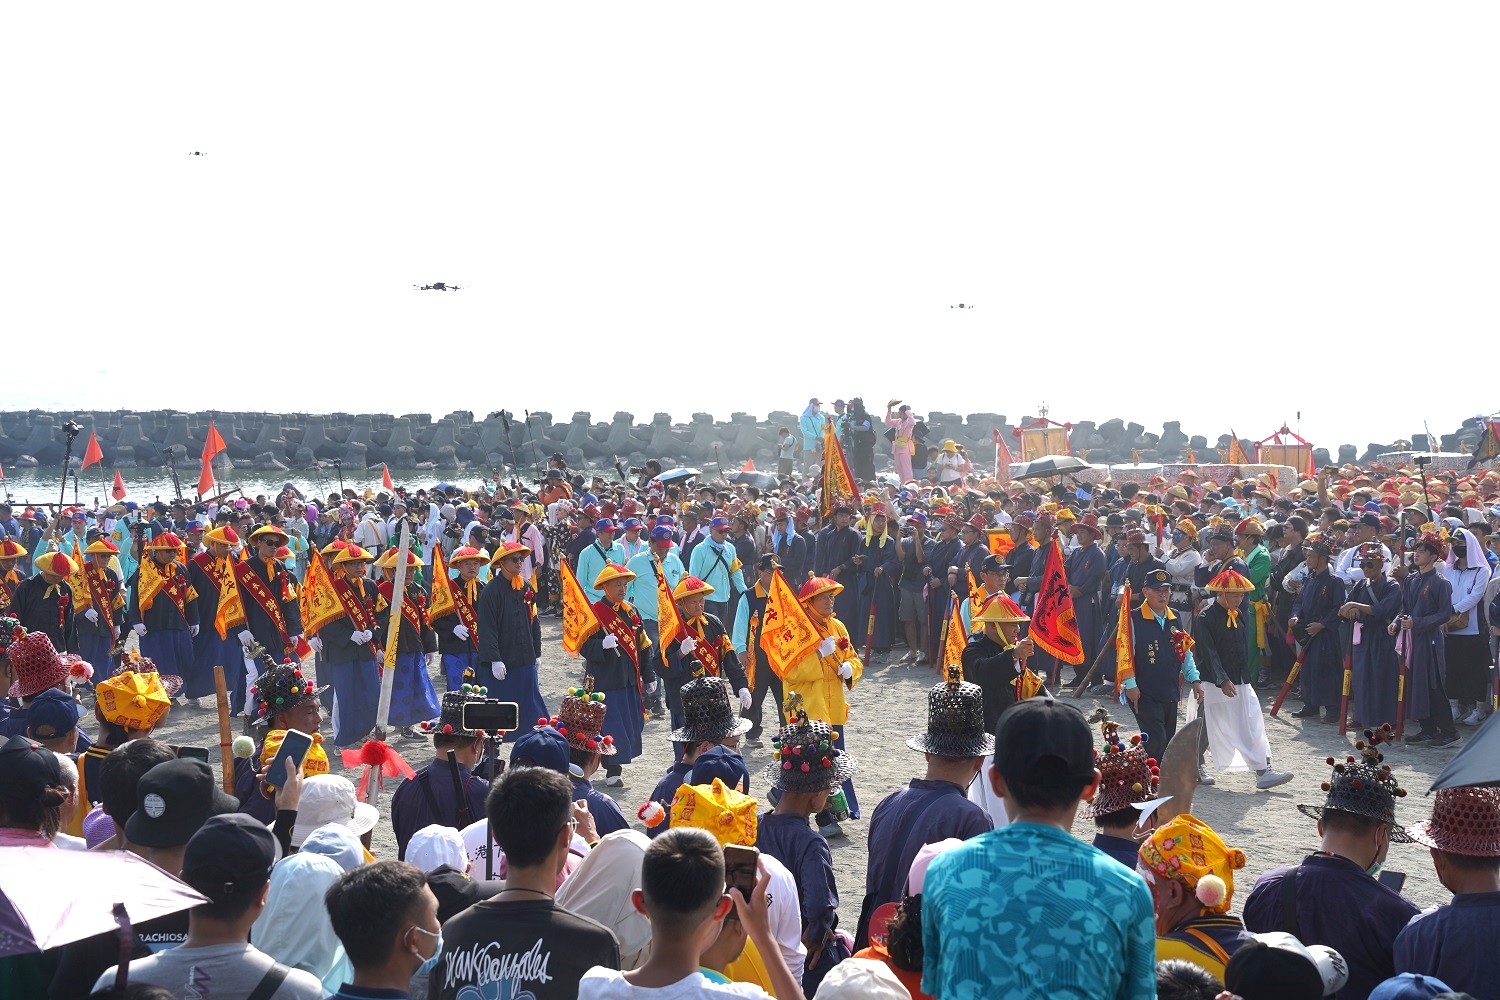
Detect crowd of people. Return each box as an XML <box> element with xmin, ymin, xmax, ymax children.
<box><xmin>2</xmin><ymin>404</ymin><xmax>1500</xmax><ymax>999</ymax></box>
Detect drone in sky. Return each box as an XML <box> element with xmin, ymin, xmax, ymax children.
<box><xmin>414</xmin><ymin>282</ymin><xmax>462</xmax><ymax>291</ymax></box>
<box><xmin>188</xmin><ymin>151</ymin><xmax>207</xmax><ymax>156</ymax></box>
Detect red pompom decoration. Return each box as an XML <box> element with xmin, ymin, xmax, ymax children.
<box><xmin>442</xmin><ymin>723</ymin><xmax>453</xmax><ymax>734</ymax></box>
<box><xmin>537</xmin><ymin>716</ymin><xmax>549</xmax><ymax>726</ymax></box>
<box><xmin>557</xmin><ymin>726</ymin><xmax>568</xmax><ymax>735</ymax></box>
<box><xmin>586</xmin><ymin>738</ymin><xmax>598</xmax><ymax>750</ymax></box>
<box><xmin>1131</xmin><ymin>735</ymin><xmax>1141</xmax><ymax>744</ymax></box>
<box><xmin>603</xmin><ymin>736</ymin><xmax>614</xmax><ymax>745</ymax></box>
<box><xmin>800</xmin><ymin>763</ymin><xmax>810</xmax><ymax>772</ymax></box>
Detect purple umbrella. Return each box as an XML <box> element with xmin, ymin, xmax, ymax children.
<box><xmin>0</xmin><ymin>847</ymin><xmax>208</xmax><ymax>955</ymax></box>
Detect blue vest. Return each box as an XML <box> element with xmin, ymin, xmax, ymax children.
<box><xmin>1132</xmin><ymin>603</ymin><xmax>1186</xmax><ymax>702</ymax></box>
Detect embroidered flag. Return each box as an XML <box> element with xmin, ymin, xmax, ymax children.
<box><xmin>943</xmin><ymin>596</ymin><xmax>967</xmax><ymax>678</ymax></box>
<box><xmin>1029</xmin><ymin>532</ymin><xmax>1085</xmax><ymax>665</ymax></box>
<box><xmin>68</xmin><ymin>540</ymin><xmax>93</xmax><ymax>613</ymax></box>
<box><xmin>214</xmin><ymin>553</ymin><xmax>248</xmax><ymax>639</ymax></box>
<box><xmin>985</xmin><ymin>528</ymin><xmax>1015</xmax><ymax>557</ymax></box>
<box><xmin>1226</xmin><ymin>429</ymin><xmax>1250</xmax><ymax>464</ymax></box>
<box><xmin>758</xmin><ymin>569</ymin><xmax>819</xmax><ymax>680</ymax></box>
<box><xmin>1114</xmin><ymin>582</ymin><xmax>1135</xmax><ymax>696</ymax></box>
<box><xmin>428</xmin><ymin>543</ymin><xmax>456</xmax><ymax>622</ymax></box>
<box><xmin>81</xmin><ymin>432</ymin><xmax>104</xmax><ymax>471</ymax></box>
<box><xmin>297</xmin><ymin>548</ymin><xmax>342</xmax><ymax>638</ymax></box>
<box><xmin>656</xmin><ymin>559</ymin><xmax>686</xmax><ymax>648</ymax></box>
<box><xmin>993</xmin><ymin>428</ymin><xmax>1014</xmax><ymax>482</ymax></box>
<box><xmin>820</xmin><ymin>420</ymin><xmax>859</xmax><ymax>519</ymax></box>
<box><xmin>560</xmin><ymin>560</ymin><xmax>601</xmax><ymax>656</ymax></box>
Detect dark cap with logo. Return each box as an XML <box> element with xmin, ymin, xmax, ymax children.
<box><xmin>993</xmin><ymin>697</ymin><xmax>1095</xmax><ymax>785</ymax></box>
<box><xmin>123</xmin><ymin>758</ymin><xmax>239</xmax><ymax>849</ymax></box>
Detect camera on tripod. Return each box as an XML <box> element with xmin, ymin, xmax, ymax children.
<box><xmin>62</xmin><ymin>420</ymin><xmax>83</xmax><ymax>438</ymax></box>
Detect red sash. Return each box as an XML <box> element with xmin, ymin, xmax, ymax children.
<box><xmin>379</xmin><ymin>581</ymin><xmax>428</xmax><ymax>635</ymax></box>
<box><xmin>686</xmin><ymin>616</ymin><xmax>723</xmax><ymax>679</ymax></box>
<box><xmin>332</xmin><ymin>577</ymin><xmax>376</xmax><ymax>633</ymax></box>
<box><xmin>455</xmin><ymin>580</ymin><xmax>480</xmax><ymax>647</ymax></box>
<box><xmin>86</xmin><ymin>564</ymin><xmax>117</xmax><ymax>630</ymax></box>
<box><xmin>152</xmin><ymin>566</ymin><xmax>192</xmax><ymax>621</ymax></box>
<box><xmin>234</xmin><ymin>560</ymin><xmax>291</xmax><ymax>649</ymax></box>
<box><xmin>593</xmin><ymin>600</ymin><xmax>641</xmax><ymax>672</ymax></box>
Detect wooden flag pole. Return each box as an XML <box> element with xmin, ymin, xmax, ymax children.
<box><xmin>213</xmin><ymin>666</ymin><xmax>234</xmax><ymax>795</ymax></box>
<box><xmin>374</xmin><ymin>521</ymin><xmax>412</xmax><ymax>744</ymax></box>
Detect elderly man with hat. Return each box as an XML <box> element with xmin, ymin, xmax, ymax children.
<box><xmin>733</xmin><ymin>552</ymin><xmax>786</xmax><ymax>743</ymax></box>
<box><xmin>307</xmin><ymin>544</ymin><xmax>382</xmax><ymax>749</ymax></box>
<box><xmin>663</xmin><ymin>575</ymin><xmax>750</xmax><ymax>742</ymax></box>
<box><xmin>1243</xmin><ymin>726</ymin><xmax>1420</xmax><ymax>999</ymax></box>
<box><xmin>389</xmin><ymin>685</ymin><xmax>495</xmax><ymax>860</ymax></box>
<box><xmin>1334</xmin><ymin>511</ymin><xmax>1392</xmax><ymax>585</ymax></box>
<box><xmin>640</xmin><ymin>675</ymin><xmax>752</xmax><ymax>836</ymax></box>
<box><xmin>577</xmin><ymin>516</ymin><xmax>627</xmax><ymax>604</ymax></box>
<box><xmin>1394</xmin><ymin>531</ymin><xmax>1460</xmax><ymax>747</ymax></box>
<box><xmin>372</xmin><ymin>547</ymin><xmax>440</xmax><ymax>738</ymax></box>
<box><xmin>580</xmin><ymin>562</ymin><xmax>656</xmax><ymax>785</ymax></box>
<box><xmin>814</xmin><ymin>504</ymin><xmax>864</xmax><ymax>624</ymax></box>
<box><xmin>125</xmin><ymin>532</ymin><xmax>199</xmax><ymax>697</ymax></box>
<box><xmin>849</xmin><ymin>503</ymin><xmax>900</xmax><ymax>657</ymax></box>
<box><xmin>626</xmin><ymin>524</ymin><xmax>685</xmax><ymax>720</ymax></box>
<box><xmin>0</xmin><ymin>538</ymin><xmax>27</xmax><ymax>615</ymax></box>
<box><xmin>1121</xmin><ymin>568</ymin><xmax>1203</xmax><ymax>762</ymax></box>
<box><xmin>1084</xmin><ymin>719</ymin><xmax>1168</xmax><ymax>868</ymax></box>
<box><xmin>1339</xmin><ymin>541</ymin><xmax>1403</xmax><ymax>729</ymax></box>
<box><xmin>857</xmin><ymin>667</ymin><xmax>993</xmax><ymax>949</ymax></box>
<box><xmin>1143</xmin><ymin>813</ymin><xmax>1254</xmax><ymax>980</ymax></box>
<box><xmin>477</xmin><ymin>540</ymin><xmax>548</xmax><ymax>730</ymax></box>
<box><xmin>767</xmin><ymin>506</ymin><xmax>808</xmax><ymax>585</ymax></box>
<box><xmin>1393</xmin><ymin>785</ymin><xmax>1500</xmax><ymax>997</ymax></box>
<box><xmin>783</xmin><ymin>573</ymin><xmax>864</xmax><ymax>836</ymax></box>
<box><xmin>1288</xmin><ymin>534</ymin><xmax>1350</xmax><ymax>725</ymax></box>
<box><xmin>12</xmin><ymin>548</ymin><xmax>79</xmax><ymax>655</ymax></box>
<box><xmin>76</xmin><ymin>535</ymin><xmax>124</xmax><ymax>674</ymax></box>
<box><xmin>429</xmin><ymin>545</ymin><xmax>487</xmax><ymax>691</ymax></box>
<box><xmin>688</xmin><ymin>514</ymin><xmax>748</xmax><ymax>625</ymax></box>
<box><xmin>185</xmin><ymin>525</ymin><xmax>251</xmax><ymax>710</ymax></box>
<box><xmin>228</xmin><ymin>522</ymin><xmax>305</xmax><ymax>689</ymax></box>
<box><xmin>1065</xmin><ymin>513</ymin><xmax>1108</xmax><ymax>681</ymax></box>
<box><xmin>1195</xmin><ymin>568</ymin><xmax>1293</xmax><ymax>789</ymax></box>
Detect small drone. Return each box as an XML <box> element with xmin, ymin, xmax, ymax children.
<box><xmin>414</xmin><ymin>282</ymin><xmax>461</xmax><ymax>291</ymax></box>
<box><xmin>189</xmin><ymin>151</ymin><xmax>207</xmax><ymax>156</ymax></box>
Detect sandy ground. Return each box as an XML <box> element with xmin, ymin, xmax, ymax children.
<box><xmin>141</xmin><ymin>617</ymin><xmax>1463</xmax><ymax>923</ymax></box>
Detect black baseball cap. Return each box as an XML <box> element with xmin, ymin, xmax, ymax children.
<box><xmin>0</xmin><ymin>734</ymin><xmax>63</xmax><ymax>798</ymax></box>
<box><xmin>124</xmin><ymin>758</ymin><xmax>239</xmax><ymax>849</ymax></box>
<box><xmin>993</xmin><ymin>698</ymin><xmax>1095</xmax><ymax>785</ymax></box>
<box><xmin>1142</xmin><ymin>568</ymin><xmax>1171</xmax><ymax>590</ymax></box>
<box><xmin>181</xmin><ymin>814</ymin><xmax>280</xmax><ymax>902</ymax></box>
<box><xmin>24</xmin><ymin>689</ymin><xmax>79</xmax><ymax>740</ymax></box>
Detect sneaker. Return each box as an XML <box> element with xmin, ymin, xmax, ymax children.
<box><xmin>899</xmin><ymin>650</ymin><xmax>915</xmax><ymax>665</ymax></box>
<box><xmin>818</xmin><ymin>821</ymin><xmax>844</xmax><ymax>838</ymax></box>
<box><xmin>1427</xmin><ymin>733</ymin><xmax>1460</xmax><ymax>749</ymax></box>
<box><xmin>1255</xmin><ymin>769</ymin><xmax>1294</xmax><ymax>790</ymax></box>
<box><xmin>1460</xmin><ymin>706</ymin><xmax>1487</xmax><ymax>727</ymax></box>
<box><xmin>1087</xmin><ymin>682</ymin><xmax>1113</xmax><ymax>696</ymax></box>
<box><xmin>604</xmin><ymin>774</ymin><xmax>625</xmax><ymax>787</ymax></box>
<box><xmin>1405</xmin><ymin>730</ymin><xmax>1435</xmax><ymax>744</ymax></box>
<box><xmin>1321</xmin><ymin>711</ymin><xmax>1341</xmax><ymax>725</ymax></box>
<box><xmin>914</xmin><ymin>653</ymin><xmax>928</xmax><ymax>666</ymax></box>
<box><xmin>1291</xmin><ymin>706</ymin><xmax>1320</xmax><ymax>719</ymax></box>
<box><xmin>1197</xmin><ymin>767</ymin><xmax>1216</xmax><ymax>786</ymax></box>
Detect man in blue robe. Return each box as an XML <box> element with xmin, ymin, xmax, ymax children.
<box><xmin>1290</xmin><ymin>536</ymin><xmax>1348</xmax><ymax>724</ymax></box>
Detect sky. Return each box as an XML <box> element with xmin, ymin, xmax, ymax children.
<box><xmin>6</xmin><ymin>3</ymin><xmax>1498</xmax><ymax>450</ymax></box>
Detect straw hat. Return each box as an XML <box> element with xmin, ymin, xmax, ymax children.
<box><xmin>592</xmin><ymin>563</ymin><xmax>635</xmax><ymax>588</ymax></box>
<box><xmin>672</xmin><ymin>575</ymin><xmax>715</xmax><ymax>600</ymax></box>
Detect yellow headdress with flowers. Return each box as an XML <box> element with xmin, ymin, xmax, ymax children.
<box><xmin>1138</xmin><ymin>812</ymin><xmax>1247</xmax><ymax>913</ymax></box>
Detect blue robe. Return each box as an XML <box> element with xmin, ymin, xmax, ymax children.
<box><xmin>813</xmin><ymin>526</ymin><xmax>863</xmax><ymax>625</ymax></box>
<box><xmin>187</xmin><ymin>555</ymin><xmax>248</xmax><ymax>709</ymax></box>
<box><xmin>1348</xmin><ymin>577</ymin><xmax>1402</xmax><ymax>728</ymax></box>
<box><xmin>1065</xmin><ymin>543</ymin><xmax>1107</xmax><ymax>676</ymax></box>
<box><xmin>850</xmin><ymin>533</ymin><xmax>899</xmax><ymax>651</ymax></box>
<box><xmin>1292</xmin><ymin>567</ymin><xmax>1346</xmax><ymax>710</ymax></box>
<box><xmin>1400</xmin><ymin>569</ymin><xmax>1452</xmax><ymax>725</ymax></box>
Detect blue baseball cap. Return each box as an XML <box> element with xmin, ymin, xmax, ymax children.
<box><xmin>510</xmin><ymin>725</ymin><xmax>582</xmax><ymax>778</ymax></box>
<box><xmin>24</xmin><ymin>688</ymin><xmax>81</xmax><ymax>741</ymax></box>
<box><xmin>708</xmin><ymin>516</ymin><xmax>732</xmax><ymax>531</ymax></box>
<box><xmin>654</xmin><ymin>514</ymin><xmax>676</xmax><ymax>527</ymax></box>
<box><xmin>1368</xmin><ymin>973</ymin><xmax>1452</xmax><ymax>1000</ymax></box>
<box><xmin>593</xmin><ymin>517</ymin><xmax>617</xmax><ymax>534</ymax></box>
<box><xmin>621</xmin><ymin>517</ymin><xmax>643</xmax><ymax>531</ymax></box>
<box><xmin>649</xmin><ymin>526</ymin><xmax>675</xmax><ymax>544</ymax></box>
<box><xmin>688</xmin><ymin>745</ymin><xmax>750</xmax><ymax>793</ymax></box>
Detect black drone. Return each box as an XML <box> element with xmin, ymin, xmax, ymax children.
<box><xmin>414</xmin><ymin>282</ymin><xmax>462</xmax><ymax>291</ymax></box>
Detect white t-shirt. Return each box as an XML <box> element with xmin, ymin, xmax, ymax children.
<box><xmin>94</xmin><ymin>942</ymin><xmax>324</xmax><ymax>999</ymax></box>
<box><xmin>579</xmin><ymin>968</ymin><xmax>772</xmax><ymax>998</ymax></box>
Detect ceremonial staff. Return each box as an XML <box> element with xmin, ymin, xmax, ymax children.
<box><xmin>1338</xmin><ymin>621</ymin><xmax>1353</xmax><ymax>735</ymax></box>
<box><xmin>522</xmin><ymin>410</ymin><xmax>545</xmax><ymax>483</ymax></box>
<box><xmin>1269</xmin><ymin>644</ymin><xmax>1309</xmax><ymax>716</ymax></box>
<box><xmin>499</xmin><ymin>411</ymin><xmax>523</xmax><ymax>478</ymax></box>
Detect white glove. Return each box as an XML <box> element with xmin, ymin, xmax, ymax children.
<box><xmin>492</xmin><ymin>661</ymin><xmax>507</xmax><ymax>680</ymax></box>
<box><xmin>837</xmin><ymin>662</ymin><xmax>854</xmax><ymax>681</ymax></box>
<box><xmin>132</xmin><ymin>623</ymin><xmax>147</xmax><ymax>637</ymax></box>
<box><xmin>453</xmin><ymin>623</ymin><xmax>470</xmax><ymax>641</ymax></box>
<box><xmin>189</xmin><ymin>624</ymin><xmax>200</xmax><ymax>638</ymax></box>
<box><xmin>533</xmin><ymin>659</ymin><xmax>542</xmax><ymax>669</ymax></box>
<box><xmin>602</xmin><ymin>633</ymin><xmax>619</xmax><ymax>650</ymax></box>
<box><xmin>679</xmin><ymin>637</ymin><xmax>697</xmax><ymax>655</ymax></box>
<box><xmin>309</xmin><ymin>636</ymin><xmax>323</xmax><ymax>654</ymax></box>
<box><xmin>351</xmin><ymin>629</ymin><xmax>372</xmax><ymax>645</ymax></box>
<box><xmin>817</xmin><ymin>637</ymin><xmax>837</xmax><ymax>657</ymax></box>
<box><xmin>237</xmin><ymin>629</ymin><xmax>254</xmax><ymax>647</ymax></box>
<box><xmin>738</xmin><ymin>687</ymin><xmax>752</xmax><ymax>710</ymax></box>
<box><xmin>646</xmin><ymin>679</ymin><xmax>659</xmax><ymax>695</ymax></box>
<box><xmin>84</xmin><ymin>609</ymin><xmax>99</xmax><ymax>624</ymax></box>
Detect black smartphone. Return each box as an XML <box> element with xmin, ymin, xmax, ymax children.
<box><xmin>175</xmin><ymin>745</ymin><xmax>210</xmax><ymax>763</ymax></box>
<box><xmin>263</xmin><ymin>729</ymin><xmax>314</xmax><ymax>792</ymax></box>
<box><xmin>1377</xmin><ymin>869</ymin><xmax>1407</xmax><ymax>893</ymax></box>
<box><xmin>462</xmin><ymin>700</ymin><xmax>520</xmax><ymax>734</ymax></box>
<box><xmin>723</xmin><ymin>844</ymin><xmax>760</xmax><ymax>906</ymax></box>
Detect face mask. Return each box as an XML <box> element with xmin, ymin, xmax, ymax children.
<box><xmin>409</xmin><ymin>925</ymin><xmax>442</xmax><ymax>977</ymax></box>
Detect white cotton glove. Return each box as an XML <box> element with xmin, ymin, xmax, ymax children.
<box><xmin>533</xmin><ymin>659</ymin><xmax>542</xmax><ymax>669</ymax></box>
<box><xmin>237</xmin><ymin>629</ymin><xmax>254</xmax><ymax>647</ymax></box>
<box><xmin>351</xmin><ymin>629</ymin><xmax>372</xmax><ymax>645</ymax></box>
<box><xmin>837</xmin><ymin>662</ymin><xmax>854</xmax><ymax>681</ymax></box>
<box><xmin>817</xmin><ymin>637</ymin><xmax>837</xmax><ymax>658</ymax></box>
<box><xmin>602</xmin><ymin>633</ymin><xmax>619</xmax><ymax>650</ymax></box>
<box><xmin>738</xmin><ymin>687</ymin><xmax>752</xmax><ymax>710</ymax></box>
<box><xmin>133</xmin><ymin>623</ymin><xmax>147</xmax><ymax>637</ymax></box>
<box><xmin>492</xmin><ymin>661</ymin><xmax>507</xmax><ymax>680</ymax></box>
<box><xmin>646</xmin><ymin>679</ymin><xmax>659</xmax><ymax>695</ymax></box>
<box><xmin>453</xmin><ymin>623</ymin><xmax>470</xmax><ymax>641</ymax></box>
<box><xmin>189</xmin><ymin>624</ymin><xmax>200</xmax><ymax>638</ymax></box>
<box><xmin>309</xmin><ymin>636</ymin><xmax>323</xmax><ymax>654</ymax></box>
<box><xmin>679</xmin><ymin>637</ymin><xmax>697</xmax><ymax>655</ymax></box>
<box><xmin>84</xmin><ymin>609</ymin><xmax>99</xmax><ymax>625</ymax></box>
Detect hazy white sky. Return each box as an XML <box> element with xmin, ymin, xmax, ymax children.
<box><xmin>6</xmin><ymin>3</ymin><xmax>1497</xmax><ymax>449</ymax></box>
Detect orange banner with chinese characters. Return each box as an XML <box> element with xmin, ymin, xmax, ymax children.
<box><xmin>68</xmin><ymin>541</ymin><xmax>93</xmax><ymax>614</ymax></box>
<box><xmin>1029</xmin><ymin>533</ymin><xmax>1085</xmax><ymax>665</ymax></box>
<box><xmin>1114</xmin><ymin>582</ymin><xmax>1135</xmax><ymax>696</ymax></box>
<box><xmin>297</xmin><ymin>549</ymin><xmax>341</xmax><ymax>638</ymax></box>
<box><xmin>560</xmin><ymin>560</ymin><xmax>601</xmax><ymax>655</ymax></box>
<box><xmin>820</xmin><ymin>420</ymin><xmax>859</xmax><ymax>519</ymax></box>
<box><xmin>656</xmin><ymin>560</ymin><xmax>686</xmax><ymax>647</ymax></box>
<box><xmin>985</xmin><ymin>529</ymin><xmax>1015</xmax><ymax>557</ymax></box>
<box><xmin>758</xmin><ymin>569</ymin><xmax>819</xmax><ymax>680</ymax></box>
<box><xmin>943</xmin><ymin>596</ymin><xmax>968</xmax><ymax>678</ymax></box>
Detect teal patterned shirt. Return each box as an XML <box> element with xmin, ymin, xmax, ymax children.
<box><xmin>921</xmin><ymin>822</ymin><xmax>1156</xmax><ymax>1000</ymax></box>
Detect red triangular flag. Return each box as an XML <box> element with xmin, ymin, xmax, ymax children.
<box><xmin>741</xmin><ymin>459</ymin><xmax>755</xmax><ymax>472</ymax></box>
<box><xmin>202</xmin><ymin>421</ymin><xmax>227</xmax><ymax>463</ymax></box>
<box><xmin>0</xmin><ymin>459</ymin><xmax>5</xmax><ymax>480</ymax></box>
<box><xmin>196</xmin><ymin>458</ymin><xmax>214</xmax><ymax>497</ymax></box>
<box><xmin>111</xmin><ymin>471</ymin><xmax>127</xmax><ymax>501</ymax></box>
<box><xmin>81</xmin><ymin>431</ymin><xmax>104</xmax><ymax>471</ymax></box>
<box><xmin>381</xmin><ymin>465</ymin><xmax>394</xmax><ymax>490</ymax></box>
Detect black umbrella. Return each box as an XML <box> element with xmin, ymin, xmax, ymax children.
<box><xmin>1430</xmin><ymin>710</ymin><xmax>1500</xmax><ymax>790</ymax></box>
<box><xmin>656</xmin><ymin>467</ymin><xmax>701</xmax><ymax>485</ymax></box>
<box><xmin>1013</xmin><ymin>455</ymin><xmax>1090</xmax><ymax>481</ymax></box>
<box><xmin>732</xmin><ymin>470</ymin><xmax>779</xmax><ymax>489</ymax></box>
